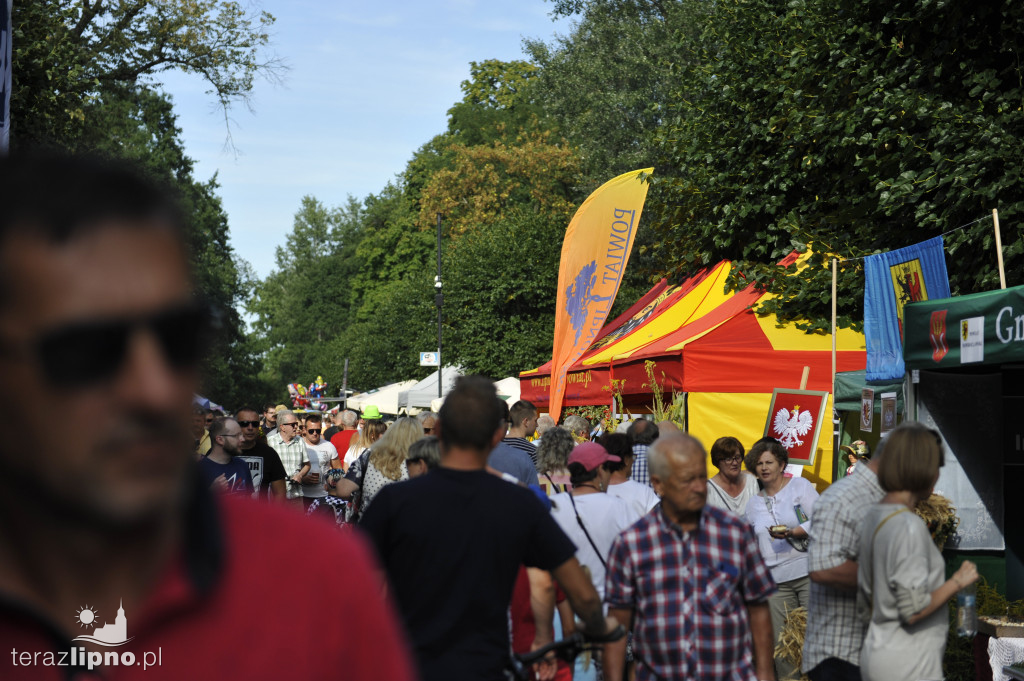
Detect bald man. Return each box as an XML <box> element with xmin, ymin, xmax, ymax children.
<box><xmin>603</xmin><ymin>434</ymin><xmax>777</xmax><ymax>681</ymax></box>
<box><xmin>656</xmin><ymin>420</ymin><xmax>681</xmax><ymax>435</ymax></box>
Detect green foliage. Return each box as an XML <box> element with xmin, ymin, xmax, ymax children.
<box><xmin>12</xmin><ymin>0</ymin><xmax>279</xmax><ymax>150</ymax></box>
<box><xmin>250</xmin><ymin>196</ymin><xmax>359</xmax><ymax>391</ymax></box>
<box><xmin>446</xmin><ymin>59</ymin><xmax>545</xmax><ymax>147</ymax></box>
<box><xmin>652</xmin><ymin>0</ymin><xmax>1024</xmax><ymax>331</ymax></box>
<box><xmin>524</xmin><ymin>0</ymin><xmax>700</xmax><ymax>189</ymax></box>
<box><xmin>443</xmin><ymin>210</ymin><xmax>565</xmax><ymax>378</ymax></box>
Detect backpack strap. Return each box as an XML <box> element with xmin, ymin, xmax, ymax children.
<box><xmin>566</xmin><ymin>492</ymin><xmax>608</xmax><ymax>570</ymax></box>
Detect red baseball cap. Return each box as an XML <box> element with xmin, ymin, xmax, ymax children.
<box><xmin>568</xmin><ymin>442</ymin><xmax>621</xmax><ymax>471</ymax></box>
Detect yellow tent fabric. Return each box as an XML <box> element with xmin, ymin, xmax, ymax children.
<box><xmin>690</xmin><ymin>391</ymin><xmax>837</xmax><ymax>491</ymax></box>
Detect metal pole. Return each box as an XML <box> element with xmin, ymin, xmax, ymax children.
<box><xmin>342</xmin><ymin>358</ymin><xmax>348</xmax><ymax>410</ymax></box>
<box><xmin>436</xmin><ymin>214</ymin><xmax>443</xmax><ymax>400</ymax></box>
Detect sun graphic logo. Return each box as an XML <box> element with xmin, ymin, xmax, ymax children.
<box><xmin>73</xmin><ymin>600</ymin><xmax>133</xmax><ymax>646</ymax></box>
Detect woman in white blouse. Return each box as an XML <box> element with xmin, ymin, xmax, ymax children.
<box><xmin>743</xmin><ymin>437</ymin><xmax>819</xmax><ymax>681</ymax></box>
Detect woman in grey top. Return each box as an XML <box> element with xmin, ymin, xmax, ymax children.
<box><xmin>706</xmin><ymin>436</ymin><xmax>759</xmax><ymax>515</ymax></box>
<box><xmin>857</xmin><ymin>423</ymin><xmax>978</xmax><ymax>681</ymax></box>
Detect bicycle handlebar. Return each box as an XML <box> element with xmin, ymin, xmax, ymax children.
<box><xmin>514</xmin><ymin>625</ymin><xmax>626</xmax><ymax>667</ymax></box>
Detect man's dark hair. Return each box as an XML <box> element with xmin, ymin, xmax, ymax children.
<box><xmin>439</xmin><ymin>375</ymin><xmax>504</xmax><ymax>450</ymax></box>
<box><xmin>0</xmin><ymin>153</ymin><xmax>183</xmax><ymax>308</ymax></box>
<box><xmin>304</xmin><ymin>413</ymin><xmax>323</xmax><ymax>426</ymax></box>
<box><xmin>509</xmin><ymin>400</ymin><xmax>536</xmax><ymax>428</ymax></box>
<box><xmin>263</xmin><ymin>403</ymin><xmax>278</xmax><ymax>413</ymax></box>
<box><xmin>597</xmin><ymin>433</ymin><xmax>632</xmax><ymax>473</ymax></box>
<box><xmin>0</xmin><ymin>152</ymin><xmax>181</xmax><ymax>245</ymax></box>
<box><xmin>234</xmin><ymin>407</ymin><xmax>259</xmax><ymax>419</ymax></box>
<box><xmin>627</xmin><ymin>419</ymin><xmax>659</xmax><ymax>446</ymax></box>
<box><xmin>208</xmin><ymin>417</ymin><xmax>232</xmax><ymax>441</ymax></box>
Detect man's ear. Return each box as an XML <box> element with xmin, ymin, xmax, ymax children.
<box><xmin>650</xmin><ymin>475</ymin><xmax>664</xmax><ymax>497</ymax></box>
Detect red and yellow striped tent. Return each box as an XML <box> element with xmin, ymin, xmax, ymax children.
<box><xmin>520</xmin><ymin>254</ymin><xmax>867</xmax><ymax>487</ymax></box>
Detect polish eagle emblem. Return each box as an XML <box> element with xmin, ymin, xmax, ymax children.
<box><xmin>772</xmin><ymin>405</ymin><xmax>814</xmax><ymax>449</ymax></box>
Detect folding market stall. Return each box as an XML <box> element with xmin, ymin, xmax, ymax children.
<box><xmin>903</xmin><ymin>284</ymin><xmax>1024</xmax><ymax>599</ymax></box>
<box><xmin>521</xmin><ymin>257</ymin><xmax>868</xmax><ymax>487</ymax></box>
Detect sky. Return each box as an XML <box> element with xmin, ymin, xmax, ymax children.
<box><xmin>158</xmin><ymin>0</ymin><xmax>575</xmax><ymax>280</ymax></box>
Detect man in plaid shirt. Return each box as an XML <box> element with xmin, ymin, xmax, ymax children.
<box><xmin>604</xmin><ymin>434</ymin><xmax>776</xmax><ymax>681</ymax></box>
<box><xmin>627</xmin><ymin>419</ymin><xmax>658</xmax><ymax>487</ymax></box>
<box><xmin>801</xmin><ymin>451</ymin><xmax>884</xmax><ymax>680</ymax></box>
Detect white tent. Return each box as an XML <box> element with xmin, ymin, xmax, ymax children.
<box><xmin>493</xmin><ymin>376</ymin><xmax>522</xmax><ymax>406</ymax></box>
<box><xmin>398</xmin><ymin>366</ymin><xmax>463</xmax><ymax>411</ymax></box>
<box><xmin>429</xmin><ymin>375</ymin><xmax>519</xmax><ymax>414</ymax></box>
<box><xmin>347</xmin><ymin>380</ymin><xmax>416</xmax><ymax>416</ymax></box>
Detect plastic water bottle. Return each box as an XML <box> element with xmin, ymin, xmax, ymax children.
<box><xmin>957</xmin><ymin>582</ymin><xmax>977</xmax><ymax>637</ymax></box>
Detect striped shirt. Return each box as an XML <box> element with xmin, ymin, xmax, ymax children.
<box><xmin>802</xmin><ymin>465</ymin><xmax>884</xmax><ymax>672</ymax></box>
<box><xmin>606</xmin><ymin>505</ymin><xmax>776</xmax><ymax>681</ymax></box>
<box><xmin>502</xmin><ymin>437</ymin><xmax>537</xmax><ymax>466</ymax></box>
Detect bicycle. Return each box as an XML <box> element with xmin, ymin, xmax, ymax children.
<box><xmin>506</xmin><ymin>625</ymin><xmax>626</xmax><ymax>681</ymax></box>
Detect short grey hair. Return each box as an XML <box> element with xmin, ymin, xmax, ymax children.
<box><xmin>416</xmin><ymin>411</ymin><xmax>439</xmax><ymax>425</ymax></box>
<box><xmin>341</xmin><ymin>410</ymin><xmax>358</xmax><ymax>427</ymax></box>
<box><xmin>407</xmin><ymin>436</ymin><xmax>440</xmax><ymax>469</ymax></box>
<box><xmin>536</xmin><ymin>414</ymin><xmax>556</xmax><ymax>436</ymax></box>
<box><xmin>276</xmin><ymin>409</ymin><xmax>296</xmax><ymax>422</ymax></box>
<box><xmin>563</xmin><ymin>414</ymin><xmax>591</xmax><ymax>438</ymax></box>
<box><xmin>649</xmin><ymin>433</ymin><xmax>706</xmax><ymax>481</ymax></box>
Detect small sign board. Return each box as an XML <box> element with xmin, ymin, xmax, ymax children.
<box><xmin>420</xmin><ymin>352</ymin><xmax>440</xmax><ymax>367</ymax></box>
<box><xmin>762</xmin><ymin>388</ymin><xmax>830</xmax><ymax>466</ymax></box>
<box><xmin>880</xmin><ymin>392</ymin><xmax>898</xmax><ymax>436</ymax></box>
<box><xmin>860</xmin><ymin>388</ymin><xmax>874</xmax><ymax>432</ymax></box>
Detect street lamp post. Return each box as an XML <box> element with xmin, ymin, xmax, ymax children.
<box><xmin>435</xmin><ymin>213</ymin><xmax>443</xmax><ymax>400</ymax></box>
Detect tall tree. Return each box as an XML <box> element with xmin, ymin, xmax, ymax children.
<box><xmin>249</xmin><ymin>196</ymin><xmax>356</xmax><ymax>391</ymax></box>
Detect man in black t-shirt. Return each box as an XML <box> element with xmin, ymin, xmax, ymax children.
<box><xmin>236</xmin><ymin>406</ymin><xmax>287</xmax><ymax>500</ymax></box>
<box><xmin>361</xmin><ymin>376</ymin><xmax>615</xmax><ymax>681</ymax></box>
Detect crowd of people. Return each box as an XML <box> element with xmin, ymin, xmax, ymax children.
<box><xmin>191</xmin><ymin>386</ymin><xmax>982</xmax><ymax>681</ymax></box>
<box><xmin>0</xmin><ymin>152</ymin><xmax>980</xmax><ymax>681</ymax></box>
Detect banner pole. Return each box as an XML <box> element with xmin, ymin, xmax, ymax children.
<box><xmin>832</xmin><ymin>258</ymin><xmax>840</xmax><ymax>471</ymax></box>
<box><xmin>831</xmin><ymin>258</ymin><xmax>837</xmax><ymax>388</ymax></box>
<box><xmin>993</xmin><ymin>209</ymin><xmax>1006</xmax><ymax>289</ymax></box>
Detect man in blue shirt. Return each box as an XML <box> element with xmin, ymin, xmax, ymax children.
<box><xmin>198</xmin><ymin>418</ymin><xmax>254</xmax><ymax>495</ymax></box>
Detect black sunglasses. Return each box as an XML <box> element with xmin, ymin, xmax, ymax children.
<box><xmin>237</xmin><ymin>420</ymin><xmax>260</xmax><ymax>428</ymax></box>
<box><xmin>306</xmin><ymin>428</ymin><xmax>321</xmax><ymax>435</ymax></box>
<box><xmin>9</xmin><ymin>303</ymin><xmax>211</xmax><ymax>388</ymax></box>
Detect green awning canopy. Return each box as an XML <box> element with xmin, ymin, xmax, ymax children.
<box><xmin>834</xmin><ymin>370</ymin><xmax>904</xmax><ymax>412</ymax></box>
<box><xmin>904</xmin><ymin>284</ymin><xmax>1024</xmax><ymax>369</ymax></box>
